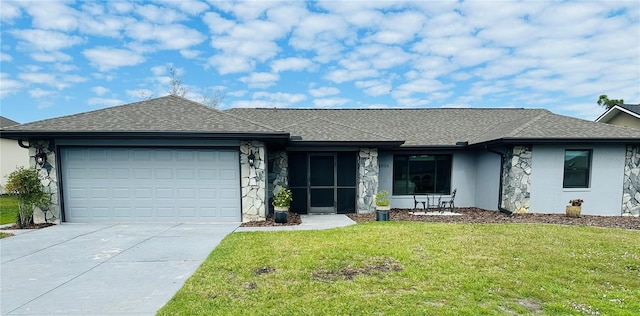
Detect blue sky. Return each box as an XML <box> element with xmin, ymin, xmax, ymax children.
<box><xmin>1</xmin><ymin>0</ymin><xmax>638</xmax><ymax>124</ymax></box>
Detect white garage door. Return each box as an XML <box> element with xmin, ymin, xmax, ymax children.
<box><xmin>61</xmin><ymin>147</ymin><xmax>241</xmax><ymax>223</ymax></box>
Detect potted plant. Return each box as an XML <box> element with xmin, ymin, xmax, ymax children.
<box><xmin>566</xmin><ymin>199</ymin><xmax>583</xmax><ymax>218</ymax></box>
<box><xmin>375</xmin><ymin>190</ymin><xmax>391</xmax><ymax>221</ymax></box>
<box><xmin>273</xmin><ymin>188</ymin><xmax>292</xmax><ymax>223</ymax></box>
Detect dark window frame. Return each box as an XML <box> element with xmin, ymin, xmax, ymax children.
<box><xmin>392</xmin><ymin>154</ymin><xmax>452</xmax><ymax>195</ymax></box>
<box><xmin>563</xmin><ymin>149</ymin><xmax>592</xmax><ymax>189</ymax></box>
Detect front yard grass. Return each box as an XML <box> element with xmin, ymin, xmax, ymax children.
<box><xmin>0</xmin><ymin>195</ymin><xmax>19</xmax><ymax>225</ymax></box>
<box><xmin>159</xmin><ymin>222</ymin><xmax>640</xmax><ymax>315</ymax></box>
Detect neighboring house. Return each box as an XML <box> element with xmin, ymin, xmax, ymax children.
<box><xmin>595</xmin><ymin>104</ymin><xmax>640</xmax><ymax>130</ymax></box>
<box><xmin>0</xmin><ymin>116</ymin><xmax>29</xmax><ymax>194</ymax></box>
<box><xmin>1</xmin><ymin>95</ymin><xmax>639</xmax><ymax>224</ymax></box>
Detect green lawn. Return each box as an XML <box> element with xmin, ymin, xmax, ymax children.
<box><xmin>0</xmin><ymin>195</ymin><xmax>19</xmax><ymax>225</ymax></box>
<box><xmin>159</xmin><ymin>222</ymin><xmax>640</xmax><ymax>315</ymax></box>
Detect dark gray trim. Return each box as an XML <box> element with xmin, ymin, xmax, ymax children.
<box><xmin>473</xmin><ymin>137</ymin><xmax>640</xmax><ymax>148</ymax></box>
<box><xmin>288</xmin><ymin>140</ymin><xmax>404</xmax><ymax>149</ymax></box>
<box><xmin>0</xmin><ymin>131</ymin><xmax>290</xmax><ymax>140</ymax></box>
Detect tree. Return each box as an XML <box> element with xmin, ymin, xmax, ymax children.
<box><xmin>4</xmin><ymin>167</ymin><xmax>48</xmax><ymax>228</ymax></box>
<box><xmin>169</xmin><ymin>66</ymin><xmax>187</xmax><ymax>97</ymax></box>
<box><xmin>199</xmin><ymin>87</ymin><xmax>225</xmax><ymax>108</ymax></box>
<box><xmin>597</xmin><ymin>95</ymin><xmax>624</xmax><ymax>110</ymax></box>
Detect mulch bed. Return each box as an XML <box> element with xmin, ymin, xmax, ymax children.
<box><xmin>1</xmin><ymin>223</ymin><xmax>56</xmax><ymax>230</ymax></box>
<box><xmin>347</xmin><ymin>208</ymin><xmax>640</xmax><ymax>230</ymax></box>
<box><xmin>241</xmin><ymin>211</ymin><xmax>302</xmax><ymax>227</ymax></box>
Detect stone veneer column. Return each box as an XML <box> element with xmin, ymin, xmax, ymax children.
<box><xmin>267</xmin><ymin>151</ymin><xmax>288</xmax><ymax>206</ymax></box>
<box><xmin>501</xmin><ymin>145</ymin><xmax>532</xmax><ymax>213</ymax></box>
<box><xmin>30</xmin><ymin>140</ymin><xmax>61</xmax><ymax>224</ymax></box>
<box><xmin>357</xmin><ymin>148</ymin><xmax>379</xmax><ymax>213</ymax></box>
<box><xmin>240</xmin><ymin>141</ymin><xmax>267</xmax><ymax>222</ymax></box>
<box><xmin>622</xmin><ymin>145</ymin><xmax>640</xmax><ymax>216</ymax></box>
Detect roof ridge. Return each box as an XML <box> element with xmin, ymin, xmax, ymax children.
<box><xmin>506</xmin><ymin>110</ymin><xmax>551</xmax><ymax>137</ymax></box>
<box><xmin>181</xmin><ymin>96</ymin><xmax>283</xmax><ymax>132</ymax></box>
<box><xmin>314</xmin><ymin>117</ymin><xmax>394</xmax><ymax>140</ymax></box>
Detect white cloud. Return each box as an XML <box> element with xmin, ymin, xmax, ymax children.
<box><xmin>134</xmin><ymin>3</ymin><xmax>186</xmax><ymax>24</ymax></box>
<box><xmin>313</xmin><ymin>97</ymin><xmax>350</xmax><ymax>107</ymax></box>
<box><xmin>309</xmin><ymin>86</ymin><xmax>340</xmax><ymax>98</ymax></box>
<box><xmin>231</xmin><ymin>100</ymin><xmax>281</xmax><ymax>108</ymax></box>
<box><xmin>0</xmin><ymin>73</ymin><xmax>22</xmax><ymax>97</ymax></box>
<box><xmin>208</xmin><ymin>55</ymin><xmax>254</xmax><ymax>74</ymax></box>
<box><xmin>88</xmin><ymin>97</ymin><xmax>124</xmax><ymax>107</ymax></box>
<box><xmin>91</xmin><ymin>86</ymin><xmax>110</xmax><ymax>96</ymax></box>
<box><xmin>0</xmin><ymin>1</ymin><xmax>21</xmax><ymax>23</ymax></box>
<box><xmin>271</xmin><ymin>57</ymin><xmax>314</xmax><ymax>73</ymax></box>
<box><xmin>83</xmin><ymin>47</ymin><xmax>145</xmax><ymax>71</ymax></box>
<box><xmin>180</xmin><ymin>49</ymin><xmax>200</xmax><ymax>59</ymax></box>
<box><xmin>160</xmin><ymin>0</ymin><xmax>209</xmax><ymax>15</ymax></box>
<box><xmin>239</xmin><ymin>72</ymin><xmax>279</xmax><ymax>89</ymax></box>
<box><xmin>18</xmin><ymin>72</ymin><xmax>56</xmax><ymax>85</ymax></box>
<box><xmin>23</xmin><ymin>1</ymin><xmax>78</xmax><ymax>31</ymax></box>
<box><xmin>126</xmin><ymin>23</ymin><xmax>205</xmax><ymax>50</ymax></box>
<box><xmin>355</xmin><ymin>79</ymin><xmax>392</xmax><ymax>97</ymax></box>
<box><xmin>227</xmin><ymin>90</ymin><xmax>247</xmax><ymax>97</ymax></box>
<box><xmin>11</xmin><ymin>29</ymin><xmax>83</xmax><ymax>51</ymax></box>
<box><xmin>28</xmin><ymin>88</ymin><xmax>56</xmax><ymax>99</ymax></box>
<box><xmin>253</xmin><ymin>91</ymin><xmax>307</xmax><ymax>105</ymax></box>
<box><xmin>30</xmin><ymin>51</ymin><xmax>72</xmax><ymax>63</ymax></box>
<box><xmin>0</xmin><ymin>52</ymin><xmax>12</xmax><ymax>62</ymax></box>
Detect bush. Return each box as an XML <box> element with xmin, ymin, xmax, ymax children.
<box><xmin>375</xmin><ymin>190</ymin><xmax>390</xmax><ymax>207</ymax></box>
<box><xmin>4</xmin><ymin>167</ymin><xmax>48</xmax><ymax>228</ymax></box>
<box><xmin>273</xmin><ymin>188</ymin><xmax>292</xmax><ymax>208</ymax></box>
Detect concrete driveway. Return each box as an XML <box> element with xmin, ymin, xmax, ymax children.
<box><xmin>1</xmin><ymin>223</ymin><xmax>239</xmax><ymax>315</ymax></box>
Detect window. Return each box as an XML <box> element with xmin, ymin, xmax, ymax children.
<box><xmin>563</xmin><ymin>150</ymin><xmax>591</xmax><ymax>188</ymax></box>
<box><xmin>393</xmin><ymin>154</ymin><xmax>452</xmax><ymax>195</ymax></box>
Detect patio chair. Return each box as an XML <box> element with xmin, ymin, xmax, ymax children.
<box><xmin>439</xmin><ymin>188</ymin><xmax>457</xmax><ymax>213</ymax></box>
<box><xmin>413</xmin><ymin>192</ymin><xmax>426</xmax><ymax>210</ymax></box>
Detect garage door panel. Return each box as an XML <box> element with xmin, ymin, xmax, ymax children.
<box><xmin>62</xmin><ymin>148</ymin><xmax>240</xmax><ymax>222</ymax></box>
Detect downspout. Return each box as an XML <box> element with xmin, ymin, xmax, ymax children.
<box><xmin>486</xmin><ymin>146</ymin><xmax>512</xmax><ymax>215</ymax></box>
<box><xmin>18</xmin><ymin>140</ymin><xmax>30</xmax><ymax>149</ymax></box>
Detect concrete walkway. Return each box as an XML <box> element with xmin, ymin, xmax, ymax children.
<box><xmin>1</xmin><ymin>223</ymin><xmax>238</xmax><ymax>315</ymax></box>
<box><xmin>235</xmin><ymin>214</ymin><xmax>357</xmax><ymax>232</ymax></box>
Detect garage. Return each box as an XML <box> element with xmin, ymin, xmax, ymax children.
<box><xmin>61</xmin><ymin>147</ymin><xmax>241</xmax><ymax>223</ymax></box>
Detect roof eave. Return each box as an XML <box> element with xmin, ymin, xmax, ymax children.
<box><xmin>0</xmin><ymin>130</ymin><xmax>291</xmax><ymax>141</ymax></box>
<box><xmin>287</xmin><ymin>140</ymin><xmax>405</xmax><ymax>149</ymax></box>
<box><xmin>473</xmin><ymin>137</ymin><xmax>640</xmax><ymax>148</ymax></box>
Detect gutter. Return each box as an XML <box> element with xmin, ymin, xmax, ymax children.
<box><xmin>486</xmin><ymin>146</ymin><xmax>512</xmax><ymax>215</ymax></box>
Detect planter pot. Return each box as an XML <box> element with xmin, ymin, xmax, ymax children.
<box><xmin>274</xmin><ymin>206</ymin><xmax>289</xmax><ymax>223</ymax></box>
<box><xmin>376</xmin><ymin>205</ymin><xmax>390</xmax><ymax>221</ymax></box>
<box><xmin>566</xmin><ymin>206</ymin><xmax>581</xmax><ymax>218</ymax></box>
<box><xmin>376</xmin><ymin>210</ymin><xmax>389</xmax><ymax>221</ymax></box>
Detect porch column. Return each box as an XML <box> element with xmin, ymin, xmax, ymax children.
<box><xmin>29</xmin><ymin>140</ymin><xmax>61</xmax><ymax>224</ymax></box>
<box><xmin>622</xmin><ymin>145</ymin><xmax>640</xmax><ymax>216</ymax></box>
<box><xmin>357</xmin><ymin>148</ymin><xmax>379</xmax><ymax>213</ymax></box>
<box><xmin>501</xmin><ymin>145</ymin><xmax>532</xmax><ymax>213</ymax></box>
<box><xmin>240</xmin><ymin>141</ymin><xmax>267</xmax><ymax>222</ymax></box>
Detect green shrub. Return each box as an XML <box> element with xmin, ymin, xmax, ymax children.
<box><xmin>4</xmin><ymin>167</ymin><xmax>48</xmax><ymax>228</ymax></box>
<box><xmin>375</xmin><ymin>190</ymin><xmax>390</xmax><ymax>206</ymax></box>
<box><xmin>273</xmin><ymin>188</ymin><xmax>292</xmax><ymax>208</ymax></box>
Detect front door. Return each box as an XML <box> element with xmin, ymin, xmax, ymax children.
<box><xmin>289</xmin><ymin>152</ymin><xmax>357</xmax><ymax>214</ymax></box>
<box><xmin>309</xmin><ymin>154</ymin><xmax>336</xmax><ymax>214</ymax></box>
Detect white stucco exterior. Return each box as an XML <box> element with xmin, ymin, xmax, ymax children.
<box><xmin>529</xmin><ymin>144</ymin><xmax>626</xmax><ymax>216</ymax></box>
<box><xmin>0</xmin><ymin>138</ymin><xmax>29</xmax><ymax>193</ymax></box>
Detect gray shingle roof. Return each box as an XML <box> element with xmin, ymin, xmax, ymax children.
<box><xmin>2</xmin><ymin>95</ymin><xmax>279</xmax><ymax>134</ymax></box>
<box><xmin>227</xmin><ymin>108</ymin><xmax>640</xmax><ymax>146</ymax></box>
<box><xmin>0</xmin><ymin>116</ymin><xmax>20</xmax><ymax>128</ymax></box>
<box><xmin>620</xmin><ymin>104</ymin><xmax>640</xmax><ymax>116</ymax></box>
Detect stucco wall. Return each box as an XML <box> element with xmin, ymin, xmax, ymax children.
<box><xmin>0</xmin><ymin>139</ymin><xmax>29</xmax><ymax>194</ymax></box>
<box><xmin>607</xmin><ymin>112</ymin><xmax>640</xmax><ymax>130</ymax></box>
<box><xmin>529</xmin><ymin>144</ymin><xmax>626</xmax><ymax>216</ymax></box>
<box><xmin>474</xmin><ymin>151</ymin><xmax>500</xmax><ymax>210</ymax></box>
